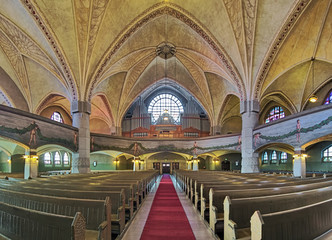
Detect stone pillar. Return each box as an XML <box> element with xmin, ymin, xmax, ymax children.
<box><xmin>193</xmin><ymin>159</ymin><xmax>199</xmax><ymax>171</ymax></box>
<box><xmin>210</xmin><ymin>125</ymin><xmax>221</xmax><ymax>135</ymax></box>
<box><xmin>293</xmin><ymin>149</ymin><xmax>306</xmax><ymax>178</ymax></box>
<box><xmin>7</xmin><ymin>156</ymin><xmax>11</xmax><ymax>173</ymax></box>
<box><xmin>24</xmin><ymin>149</ymin><xmax>38</xmax><ymax>179</ymax></box>
<box><xmin>187</xmin><ymin>160</ymin><xmax>192</xmax><ymax>170</ymax></box>
<box><xmin>111</xmin><ymin>125</ymin><xmax>122</xmax><ymax>136</ymax></box>
<box><xmin>133</xmin><ymin>158</ymin><xmax>139</xmax><ymax>171</ymax></box>
<box><xmin>240</xmin><ymin>100</ymin><xmax>260</xmax><ymax>173</ymax></box>
<box><xmin>71</xmin><ymin>101</ymin><xmax>91</xmax><ymax>173</ymax></box>
<box><xmin>140</xmin><ymin>160</ymin><xmax>145</xmax><ymax>170</ymax></box>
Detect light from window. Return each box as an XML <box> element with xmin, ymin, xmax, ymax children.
<box><xmin>262</xmin><ymin>152</ymin><xmax>268</xmax><ymax>164</ymax></box>
<box><xmin>265</xmin><ymin>106</ymin><xmax>285</xmax><ymax>123</ymax></box>
<box><xmin>322</xmin><ymin>146</ymin><xmax>332</xmax><ymax>162</ymax></box>
<box><xmin>148</xmin><ymin>93</ymin><xmax>184</xmax><ymax>124</ymax></box>
<box><xmin>271</xmin><ymin>150</ymin><xmax>277</xmax><ymax>164</ymax></box>
<box><xmin>44</xmin><ymin>152</ymin><xmax>51</xmax><ymax>165</ymax></box>
<box><xmin>324</xmin><ymin>90</ymin><xmax>332</xmax><ymax>105</ymax></box>
<box><xmin>63</xmin><ymin>153</ymin><xmax>70</xmax><ymax>165</ymax></box>
<box><xmin>280</xmin><ymin>152</ymin><xmax>287</xmax><ymax>164</ymax></box>
<box><xmin>54</xmin><ymin>152</ymin><xmax>61</xmax><ymax>165</ymax></box>
<box><xmin>51</xmin><ymin>112</ymin><xmax>64</xmax><ymax>123</ymax></box>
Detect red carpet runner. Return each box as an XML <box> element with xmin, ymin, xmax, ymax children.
<box><xmin>141</xmin><ymin>175</ymin><xmax>195</xmax><ymax>240</ymax></box>
<box><xmin>140</xmin><ymin>174</ymin><xmax>195</xmax><ymax>240</ymax></box>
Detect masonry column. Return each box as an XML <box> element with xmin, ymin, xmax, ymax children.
<box><xmin>133</xmin><ymin>157</ymin><xmax>139</xmax><ymax>171</ymax></box>
<box><xmin>192</xmin><ymin>158</ymin><xmax>199</xmax><ymax>171</ymax></box>
<box><xmin>210</xmin><ymin>125</ymin><xmax>221</xmax><ymax>135</ymax></box>
<box><xmin>240</xmin><ymin>100</ymin><xmax>260</xmax><ymax>173</ymax></box>
<box><xmin>24</xmin><ymin>149</ymin><xmax>38</xmax><ymax>179</ymax></box>
<box><xmin>111</xmin><ymin>125</ymin><xmax>122</xmax><ymax>136</ymax></box>
<box><xmin>293</xmin><ymin>149</ymin><xmax>306</xmax><ymax>178</ymax></box>
<box><xmin>187</xmin><ymin>160</ymin><xmax>192</xmax><ymax>170</ymax></box>
<box><xmin>71</xmin><ymin>101</ymin><xmax>91</xmax><ymax>173</ymax></box>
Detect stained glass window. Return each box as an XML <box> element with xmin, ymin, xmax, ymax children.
<box><xmin>322</xmin><ymin>146</ymin><xmax>332</xmax><ymax>162</ymax></box>
<box><xmin>51</xmin><ymin>112</ymin><xmax>64</xmax><ymax>123</ymax></box>
<box><xmin>262</xmin><ymin>152</ymin><xmax>268</xmax><ymax>164</ymax></box>
<box><xmin>270</xmin><ymin>150</ymin><xmax>277</xmax><ymax>164</ymax></box>
<box><xmin>265</xmin><ymin>106</ymin><xmax>285</xmax><ymax>123</ymax></box>
<box><xmin>44</xmin><ymin>152</ymin><xmax>51</xmax><ymax>165</ymax></box>
<box><xmin>148</xmin><ymin>93</ymin><xmax>184</xmax><ymax>124</ymax></box>
<box><xmin>280</xmin><ymin>152</ymin><xmax>287</xmax><ymax>163</ymax></box>
<box><xmin>63</xmin><ymin>152</ymin><xmax>70</xmax><ymax>165</ymax></box>
<box><xmin>54</xmin><ymin>152</ymin><xmax>61</xmax><ymax>165</ymax></box>
<box><xmin>324</xmin><ymin>90</ymin><xmax>332</xmax><ymax>105</ymax></box>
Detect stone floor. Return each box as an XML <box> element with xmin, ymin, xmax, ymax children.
<box><xmin>121</xmin><ymin>175</ymin><xmax>216</xmax><ymax>240</ymax></box>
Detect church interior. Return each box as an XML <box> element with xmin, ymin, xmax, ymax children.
<box><xmin>0</xmin><ymin>0</ymin><xmax>332</xmax><ymax>239</ymax></box>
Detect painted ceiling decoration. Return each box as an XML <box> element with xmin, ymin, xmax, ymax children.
<box><xmin>0</xmin><ymin>0</ymin><xmax>331</xmax><ymax>132</ymax></box>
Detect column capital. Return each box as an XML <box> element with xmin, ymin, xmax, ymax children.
<box><xmin>71</xmin><ymin>101</ymin><xmax>91</xmax><ymax>115</ymax></box>
<box><xmin>240</xmin><ymin>100</ymin><xmax>260</xmax><ymax>114</ymax></box>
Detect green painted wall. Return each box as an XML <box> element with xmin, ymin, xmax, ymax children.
<box><xmin>0</xmin><ymin>151</ymin><xmax>10</xmax><ymax>173</ymax></box>
<box><xmin>11</xmin><ymin>154</ymin><xmax>25</xmax><ymax>173</ymax></box>
<box><xmin>90</xmin><ymin>154</ymin><xmax>116</xmax><ymax>171</ymax></box>
<box><xmin>306</xmin><ymin>141</ymin><xmax>332</xmax><ymax>172</ymax></box>
<box><xmin>206</xmin><ymin>153</ymin><xmax>241</xmax><ymax>171</ymax></box>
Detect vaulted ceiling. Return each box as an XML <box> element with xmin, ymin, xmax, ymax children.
<box><xmin>0</xmin><ymin>0</ymin><xmax>331</xmax><ymax>130</ymax></box>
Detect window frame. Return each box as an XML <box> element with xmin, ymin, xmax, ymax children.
<box><xmin>270</xmin><ymin>150</ymin><xmax>278</xmax><ymax>164</ymax></box>
<box><xmin>265</xmin><ymin>106</ymin><xmax>285</xmax><ymax>124</ymax></box>
<box><xmin>322</xmin><ymin>146</ymin><xmax>332</xmax><ymax>163</ymax></box>
<box><xmin>54</xmin><ymin>152</ymin><xmax>61</xmax><ymax>166</ymax></box>
<box><xmin>324</xmin><ymin>90</ymin><xmax>332</xmax><ymax>105</ymax></box>
<box><xmin>148</xmin><ymin>93</ymin><xmax>184</xmax><ymax>125</ymax></box>
<box><xmin>63</xmin><ymin>152</ymin><xmax>70</xmax><ymax>166</ymax></box>
<box><xmin>280</xmin><ymin>152</ymin><xmax>288</xmax><ymax>164</ymax></box>
<box><xmin>262</xmin><ymin>152</ymin><xmax>268</xmax><ymax>164</ymax></box>
<box><xmin>51</xmin><ymin>111</ymin><xmax>64</xmax><ymax>123</ymax></box>
<box><xmin>44</xmin><ymin>152</ymin><xmax>52</xmax><ymax>166</ymax></box>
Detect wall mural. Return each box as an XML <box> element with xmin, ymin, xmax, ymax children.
<box><xmin>0</xmin><ymin>121</ymin><xmax>77</xmax><ymax>151</ymax></box>
<box><xmin>253</xmin><ymin>116</ymin><xmax>332</xmax><ymax>149</ymax></box>
<box><xmin>90</xmin><ymin>138</ymin><xmax>240</xmax><ymax>155</ymax></box>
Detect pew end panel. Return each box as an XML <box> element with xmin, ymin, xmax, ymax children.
<box><xmin>72</xmin><ymin>212</ymin><xmax>86</xmax><ymax>240</ymax></box>
<box><xmin>250</xmin><ymin>211</ymin><xmax>263</xmax><ymax>240</ymax></box>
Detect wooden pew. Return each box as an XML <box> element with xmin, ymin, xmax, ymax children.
<box><xmin>18</xmin><ymin>180</ymin><xmax>136</xmax><ymax>221</ymax></box>
<box><xmin>0</xmin><ymin>182</ymin><xmax>125</xmax><ymax>236</ymax></box>
<box><xmin>202</xmin><ymin>177</ymin><xmax>332</xmax><ymax>222</ymax></box>
<box><xmin>250</xmin><ymin>198</ymin><xmax>332</xmax><ymax>240</ymax></box>
<box><xmin>0</xmin><ymin>188</ymin><xmax>111</xmax><ymax>239</ymax></box>
<box><xmin>0</xmin><ymin>201</ymin><xmax>86</xmax><ymax>240</ymax></box>
<box><xmin>223</xmin><ymin>186</ymin><xmax>332</xmax><ymax>240</ymax></box>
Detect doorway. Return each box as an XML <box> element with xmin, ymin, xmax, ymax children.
<box><xmin>221</xmin><ymin>160</ymin><xmax>230</xmax><ymax>171</ymax></box>
<box><xmin>162</xmin><ymin>163</ymin><xmax>170</xmax><ymax>174</ymax></box>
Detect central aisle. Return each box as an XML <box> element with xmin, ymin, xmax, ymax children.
<box><xmin>140</xmin><ymin>174</ymin><xmax>195</xmax><ymax>240</ymax></box>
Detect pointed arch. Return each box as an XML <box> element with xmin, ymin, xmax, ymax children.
<box><xmin>87</xmin><ymin>2</ymin><xmax>245</xmax><ymax>101</ymax></box>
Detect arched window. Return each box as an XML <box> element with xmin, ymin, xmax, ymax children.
<box><xmin>44</xmin><ymin>152</ymin><xmax>51</xmax><ymax>165</ymax></box>
<box><xmin>271</xmin><ymin>150</ymin><xmax>277</xmax><ymax>164</ymax></box>
<box><xmin>148</xmin><ymin>93</ymin><xmax>184</xmax><ymax>124</ymax></box>
<box><xmin>280</xmin><ymin>152</ymin><xmax>287</xmax><ymax>164</ymax></box>
<box><xmin>262</xmin><ymin>152</ymin><xmax>268</xmax><ymax>164</ymax></box>
<box><xmin>322</xmin><ymin>146</ymin><xmax>332</xmax><ymax>162</ymax></box>
<box><xmin>63</xmin><ymin>152</ymin><xmax>70</xmax><ymax>165</ymax></box>
<box><xmin>324</xmin><ymin>90</ymin><xmax>332</xmax><ymax>105</ymax></box>
<box><xmin>54</xmin><ymin>152</ymin><xmax>61</xmax><ymax>165</ymax></box>
<box><xmin>265</xmin><ymin>106</ymin><xmax>285</xmax><ymax>123</ymax></box>
<box><xmin>51</xmin><ymin>112</ymin><xmax>64</xmax><ymax>123</ymax></box>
